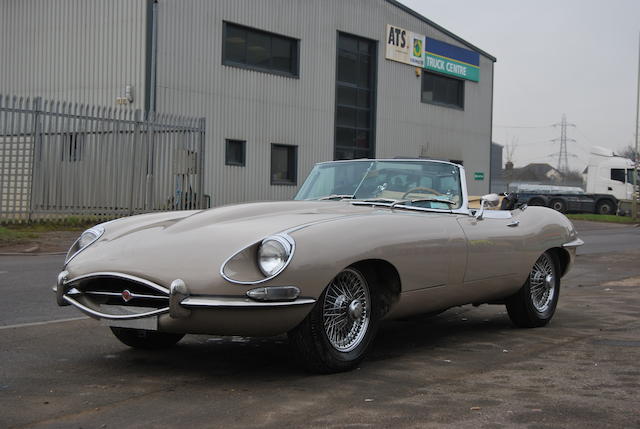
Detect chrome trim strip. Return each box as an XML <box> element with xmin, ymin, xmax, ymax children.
<box><xmin>82</xmin><ymin>291</ymin><xmax>169</xmax><ymax>301</ymax></box>
<box><xmin>220</xmin><ymin>233</ymin><xmax>296</xmax><ymax>285</ymax></box>
<box><xmin>562</xmin><ymin>238</ymin><xmax>585</xmax><ymax>248</ymax></box>
<box><xmin>64</xmin><ymin>225</ymin><xmax>105</xmax><ymax>266</ymax></box>
<box><xmin>62</xmin><ymin>295</ymin><xmax>169</xmax><ymax>320</ymax></box>
<box><xmin>64</xmin><ymin>272</ymin><xmax>170</xmax><ymax>295</ymax></box>
<box><xmin>181</xmin><ymin>296</ymin><xmax>316</xmax><ymax>308</ymax></box>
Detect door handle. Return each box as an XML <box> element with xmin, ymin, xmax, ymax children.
<box><xmin>507</xmin><ymin>220</ymin><xmax>520</xmax><ymax>227</ymax></box>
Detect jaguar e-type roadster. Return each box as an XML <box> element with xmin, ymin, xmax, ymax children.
<box><xmin>55</xmin><ymin>159</ymin><xmax>583</xmax><ymax>373</ymax></box>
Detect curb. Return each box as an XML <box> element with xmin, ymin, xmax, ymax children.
<box><xmin>0</xmin><ymin>251</ymin><xmax>66</xmax><ymax>256</ymax></box>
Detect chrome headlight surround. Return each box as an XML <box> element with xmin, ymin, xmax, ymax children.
<box><xmin>64</xmin><ymin>225</ymin><xmax>105</xmax><ymax>265</ymax></box>
<box><xmin>220</xmin><ymin>233</ymin><xmax>295</xmax><ymax>284</ymax></box>
<box><xmin>257</xmin><ymin>234</ymin><xmax>294</xmax><ymax>277</ymax></box>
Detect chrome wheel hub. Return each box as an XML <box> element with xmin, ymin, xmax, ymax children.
<box><xmin>322</xmin><ymin>268</ymin><xmax>370</xmax><ymax>353</ymax></box>
<box><xmin>529</xmin><ymin>253</ymin><xmax>556</xmax><ymax>313</ymax></box>
<box><xmin>348</xmin><ymin>299</ymin><xmax>363</xmax><ymax>320</ymax></box>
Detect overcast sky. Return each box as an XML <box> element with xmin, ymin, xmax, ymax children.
<box><xmin>399</xmin><ymin>0</ymin><xmax>640</xmax><ymax>171</ymax></box>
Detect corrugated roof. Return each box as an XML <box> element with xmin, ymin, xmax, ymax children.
<box><xmin>385</xmin><ymin>0</ymin><xmax>497</xmax><ymax>62</ymax></box>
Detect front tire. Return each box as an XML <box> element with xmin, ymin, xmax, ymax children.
<box><xmin>110</xmin><ymin>327</ymin><xmax>184</xmax><ymax>349</ymax></box>
<box><xmin>506</xmin><ymin>252</ymin><xmax>560</xmax><ymax>328</ymax></box>
<box><xmin>288</xmin><ymin>267</ymin><xmax>379</xmax><ymax>373</ymax></box>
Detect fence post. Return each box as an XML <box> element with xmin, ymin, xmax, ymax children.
<box><xmin>198</xmin><ymin>117</ymin><xmax>206</xmax><ymax>209</ymax></box>
<box><xmin>129</xmin><ymin>109</ymin><xmax>142</xmax><ymax>216</ymax></box>
<box><xmin>28</xmin><ymin>97</ymin><xmax>42</xmax><ymax>222</ymax></box>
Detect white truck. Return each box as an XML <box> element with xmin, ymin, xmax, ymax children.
<box><xmin>584</xmin><ymin>146</ymin><xmax>637</xmax><ymax>202</ymax></box>
<box><xmin>514</xmin><ymin>147</ymin><xmax>637</xmax><ymax>215</ymax></box>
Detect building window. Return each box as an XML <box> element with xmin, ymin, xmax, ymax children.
<box><xmin>223</xmin><ymin>22</ymin><xmax>299</xmax><ymax>77</ymax></box>
<box><xmin>421</xmin><ymin>72</ymin><xmax>464</xmax><ymax>109</ymax></box>
<box><xmin>225</xmin><ymin>139</ymin><xmax>246</xmax><ymax>166</ymax></box>
<box><xmin>335</xmin><ymin>32</ymin><xmax>377</xmax><ymax>160</ymax></box>
<box><xmin>271</xmin><ymin>144</ymin><xmax>297</xmax><ymax>185</ymax></box>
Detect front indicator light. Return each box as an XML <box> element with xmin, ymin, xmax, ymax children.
<box><xmin>246</xmin><ymin>286</ymin><xmax>300</xmax><ymax>302</ymax></box>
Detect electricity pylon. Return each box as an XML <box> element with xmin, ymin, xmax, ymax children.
<box><xmin>551</xmin><ymin>114</ymin><xmax>576</xmax><ymax>174</ymax></box>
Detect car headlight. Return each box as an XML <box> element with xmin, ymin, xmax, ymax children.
<box><xmin>257</xmin><ymin>235</ymin><xmax>294</xmax><ymax>277</ymax></box>
<box><xmin>65</xmin><ymin>225</ymin><xmax>105</xmax><ymax>265</ymax></box>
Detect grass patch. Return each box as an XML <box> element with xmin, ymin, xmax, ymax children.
<box><xmin>566</xmin><ymin>214</ymin><xmax>639</xmax><ymax>224</ymax></box>
<box><xmin>0</xmin><ymin>226</ymin><xmax>39</xmax><ymax>246</ymax></box>
<box><xmin>1</xmin><ymin>217</ymin><xmax>101</xmax><ymax>234</ymax></box>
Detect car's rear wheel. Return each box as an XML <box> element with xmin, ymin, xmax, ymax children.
<box><xmin>288</xmin><ymin>266</ymin><xmax>379</xmax><ymax>373</ymax></box>
<box><xmin>505</xmin><ymin>251</ymin><xmax>560</xmax><ymax>328</ymax></box>
<box><xmin>110</xmin><ymin>327</ymin><xmax>184</xmax><ymax>349</ymax></box>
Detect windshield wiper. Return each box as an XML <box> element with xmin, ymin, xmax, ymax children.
<box><xmin>390</xmin><ymin>198</ymin><xmax>457</xmax><ymax>208</ymax></box>
<box><xmin>318</xmin><ymin>194</ymin><xmax>354</xmax><ymax>201</ymax></box>
<box><xmin>354</xmin><ymin>198</ymin><xmax>402</xmax><ymax>204</ymax></box>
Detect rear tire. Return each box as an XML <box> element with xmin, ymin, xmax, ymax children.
<box><xmin>288</xmin><ymin>267</ymin><xmax>379</xmax><ymax>373</ymax></box>
<box><xmin>110</xmin><ymin>327</ymin><xmax>184</xmax><ymax>349</ymax></box>
<box><xmin>596</xmin><ymin>200</ymin><xmax>614</xmax><ymax>215</ymax></box>
<box><xmin>506</xmin><ymin>252</ymin><xmax>560</xmax><ymax>328</ymax></box>
<box><xmin>550</xmin><ymin>199</ymin><xmax>566</xmax><ymax>213</ymax></box>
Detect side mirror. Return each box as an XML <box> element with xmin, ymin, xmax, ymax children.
<box><xmin>475</xmin><ymin>193</ymin><xmax>500</xmax><ymax>219</ymax></box>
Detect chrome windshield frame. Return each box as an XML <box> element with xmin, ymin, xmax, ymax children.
<box><xmin>299</xmin><ymin>159</ymin><xmax>470</xmax><ymax>215</ymax></box>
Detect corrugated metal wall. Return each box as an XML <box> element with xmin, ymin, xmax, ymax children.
<box><xmin>154</xmin><ymin>0</ymin><xmax>494</xmax><ymax>204</ymax></box>
<box><xmin>0</xmin><ymin>0</ymin><xmax>148</xmax><ymax>110</ymax></box>
<box><xmin>1</xmin><ymin>0</ymin><xmax>494</xmax><ymax>206</ymax></box>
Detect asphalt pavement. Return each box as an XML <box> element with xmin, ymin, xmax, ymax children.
<box><xmin>1</xmin><ymin>220</ymin><xmax>639</xmax><ymax>428</ymax></box>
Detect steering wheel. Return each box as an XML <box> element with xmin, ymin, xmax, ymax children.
<box><xmin>402</xmin><ymin>187</ymin><xmax>443</xmax><ymax>199</ymax></box>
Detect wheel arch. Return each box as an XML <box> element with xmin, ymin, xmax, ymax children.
<box><xmin>349</xmin><ymin>259</ymin><xmax>401</xmax><ymax>318</ymax></box>
<box><xmin>547</xmin><ymin>247</ymin><xmax>571</xmax><ymax>277</ymax></box>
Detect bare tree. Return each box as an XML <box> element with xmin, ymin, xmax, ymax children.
<box><xmin>618</xmin><ymin>145</ymin><xmax>639</xmax><ymax>162</ymax></box>
<box><xmin>505</xmin><ymin>137</ymin><xmax>518</xmax><ymax>163</ymax></box>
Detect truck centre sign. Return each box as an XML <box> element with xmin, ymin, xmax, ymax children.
<box><xmin>385</xmin><ymin>24</ymin><xmax>480</xmax><ymax>82</ymax></box>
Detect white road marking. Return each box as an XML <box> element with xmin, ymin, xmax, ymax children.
<box><xmin>0</xmin><ymin>316</ymin><xmax>89</xmax><ymax>330</ymax></box>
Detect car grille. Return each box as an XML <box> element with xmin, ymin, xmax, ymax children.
<box><xmin>67</xmin><ymin>274</ymin><xmax>169</xmax><ymax>310</ymax></box>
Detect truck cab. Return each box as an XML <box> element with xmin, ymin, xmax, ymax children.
<box><xmin>584</xmin><ymin>146</ymin><xmax>637</xmax><ymax>201</ymax></box>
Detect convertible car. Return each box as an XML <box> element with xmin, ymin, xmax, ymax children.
<box><xmin>55</xmin><ymin>159</ymin><xmax>583</xmax><ymax>373</ymax></box>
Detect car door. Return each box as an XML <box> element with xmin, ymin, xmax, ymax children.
<box><xmin>456</xmin><ymin>209</ymin><xmax>524</xmax><ymax>300</ymax></box>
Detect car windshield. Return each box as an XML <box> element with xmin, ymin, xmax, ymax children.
<box><xmin>294</xmin><ymin>160</ymin><xmax>463</xmax><ymax>210</ymax></box>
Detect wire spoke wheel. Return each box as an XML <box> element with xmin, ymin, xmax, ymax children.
<box><xmin>322</xmin><ymin>268</ymin><xmax>371</xmax><ymax>352</ymax></box>
<box><xmin>529</xmin><ymin>253</ymin><xmax>556</xmax><ymax>313</ymax></box>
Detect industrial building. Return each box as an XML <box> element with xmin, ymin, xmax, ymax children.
<box><xmin>0</xmin><ymin>0</ymin><xmax>496</xmax><ymax>207</ymax></box>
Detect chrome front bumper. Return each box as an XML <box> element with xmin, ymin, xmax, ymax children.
<box><xmin>55</xmin><ymin>271</ymin><xmax>316</xmax><ymax>322</ymax></box>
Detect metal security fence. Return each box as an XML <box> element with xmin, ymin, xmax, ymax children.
<box><xmin>0</xmin><ymin>95</ymin><xmax>206</xmax><ymax>222</ymax></box>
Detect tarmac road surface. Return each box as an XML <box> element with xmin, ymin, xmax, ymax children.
<box><xmin>1</xmin><ymin>220</ymin><xmax>639</xmax><ymax>428</ymax></box>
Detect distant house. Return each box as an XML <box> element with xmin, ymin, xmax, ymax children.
<box><xmin>504</xmin><ymin>163</ymin><xmax>564</xmax><ymax>183</ymax></box>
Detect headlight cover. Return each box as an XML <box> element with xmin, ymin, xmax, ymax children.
<box><xmin>257</xmin><ymin>235</ymin><xmax>294</xmax><ymax>277</ymax></box>
<box><xmin>65</xmin><ymin>225</ymin><xmax>105</xmax><ymax>265</ymax></box>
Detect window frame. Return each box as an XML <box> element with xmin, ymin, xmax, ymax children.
<box><xmin>225</xmin><ymin>139</ymin><xmax>246</xmax><ymax>167</ymax></box>
<box><xmin>222</xmin><ymin>21</ymin><xmax>300</xmax><ymax>78</ymax></box>
<box><xmin>610</xmin><ymin>168</ymin><xmax>626</xmax><ymax>183</ymax></box>
<box><xmin>270</xmin><ymin>143</ymin><xmax>298</xmax><ymax>186</ymax></box>
<box><xmin>333</xmin><ymin>31</ymin><xmax>378</xmax><ymax>161</ymax></box>
<box><xmin>421</xmin><ymin>71</ymin><xmax>465</xmax><ymax>110</ymax></box>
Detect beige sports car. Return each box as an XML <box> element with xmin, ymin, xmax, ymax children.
<box><xmin>55</xmin><ymin>159</ymin><xmax>583</xmax><ymax>373</ymax></box>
